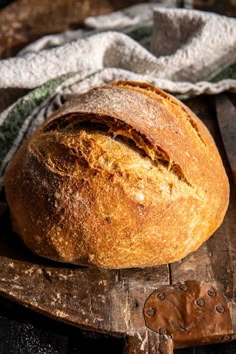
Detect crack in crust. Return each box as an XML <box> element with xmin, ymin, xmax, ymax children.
<box><xmin>42</xmin><ymin>112</ymin><xmax>192</xmax><ymax>187</ymax></box>
<box><xmin>112</xmin><ymin>81</ymin><xmax>207</xmax><ymax>147</ymax></box>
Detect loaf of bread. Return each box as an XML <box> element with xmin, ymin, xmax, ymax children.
<box><xmin>5</xmin><ymin>81</ymin><xmax>229</xmax><ymax>268</ymax></box>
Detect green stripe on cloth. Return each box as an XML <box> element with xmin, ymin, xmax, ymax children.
<box><xmin>0</xmin><ymin>74</ymin><xmax>71</xmax><ymax>165</ymax></box>
<box><xmin>210</xmin><ymin>61</ymin><xmax>236</xmax><ymax>82</ymax></box>
<box><xmin>126</xmin><ymin>25</ymin><xmax>153</xmax><ymax>42</ymax></box>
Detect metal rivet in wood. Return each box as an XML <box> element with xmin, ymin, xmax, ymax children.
<box><xmin>179</xmin><ymin>284</ymin><xmax>188</xmax><ymax>291</ymax></box>
<box><xmin>208</xmin><ymin>289</ymin><xmax>216</xmax><ymax>297</ymax></box>
<box><xmin>146</xmin><ymin>308</ymin><xmax>156</xmax><ymax>316</ymax></box>
<box><xmin>196</xmin><ymin>298</ymin><xmax>205</xmax><ymax>307</ymax></box>
<box><xmin>216</xmin><ymin>306</ymin><xmax>225</xmax><ymax>313</ymax></box>
<box><xmin>157</xmin><ymin>293</ymin><xmax>165</xmax><ymax>300</ymax></box>
<box><xmin>159</xmin><ymin>328</ymin><xmax>167</xmax><ymax>335</ymax></box>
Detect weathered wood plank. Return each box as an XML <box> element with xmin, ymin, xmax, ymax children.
<box><xmin>118</xmin><ymin>266</ymin><xmax>170</xmax><ymax>334</ymax></box>
<box><xmin>216</xmin><ymin>94</ymin><xmax>236</xmax><ymax>183</ymax></box>
<box><xmin>170</xmin><ymin>96</ymin><xmax>236</xmax><ymax>334</ymax></box>
<box><xmin>124</xmin><ymin>331</ymin><xmax>174</xmax><ymax>354</ymax></box>
<box><xmin>0</xmin><ymin>212</ymin><xmax>169</xmax><ymax>338</ymax></box>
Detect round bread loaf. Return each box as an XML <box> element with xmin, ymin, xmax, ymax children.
<box><xmin>5</xmin><ymin>81</ymin><xmax>229</xmax><ymax>268</ymax></box>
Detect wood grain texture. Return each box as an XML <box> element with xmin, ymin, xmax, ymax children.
<box><xmin>216</xmin><ymin>94</ymin><xmax>236</xmax><ymax>184</ymax></box>
<box><xmin>124</xmin><ymin>331</ymin><xmax>174</xmax><ymax>354</ymax></box>
<box><xmin>0</xmin><ymin>95</ymin><xmax>235</xmax><ymax>353</ymax></box>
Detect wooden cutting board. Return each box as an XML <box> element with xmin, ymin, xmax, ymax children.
<box><xmin>0</xmin><ymin>95</ymin><xmax>235</xmax><ymax>353</ymax></box>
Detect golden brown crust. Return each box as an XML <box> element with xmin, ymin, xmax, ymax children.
<box><xmin>5</xmin><ymin>81</ymin><xmax>229</xmax><ymax>268</ymax></box>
